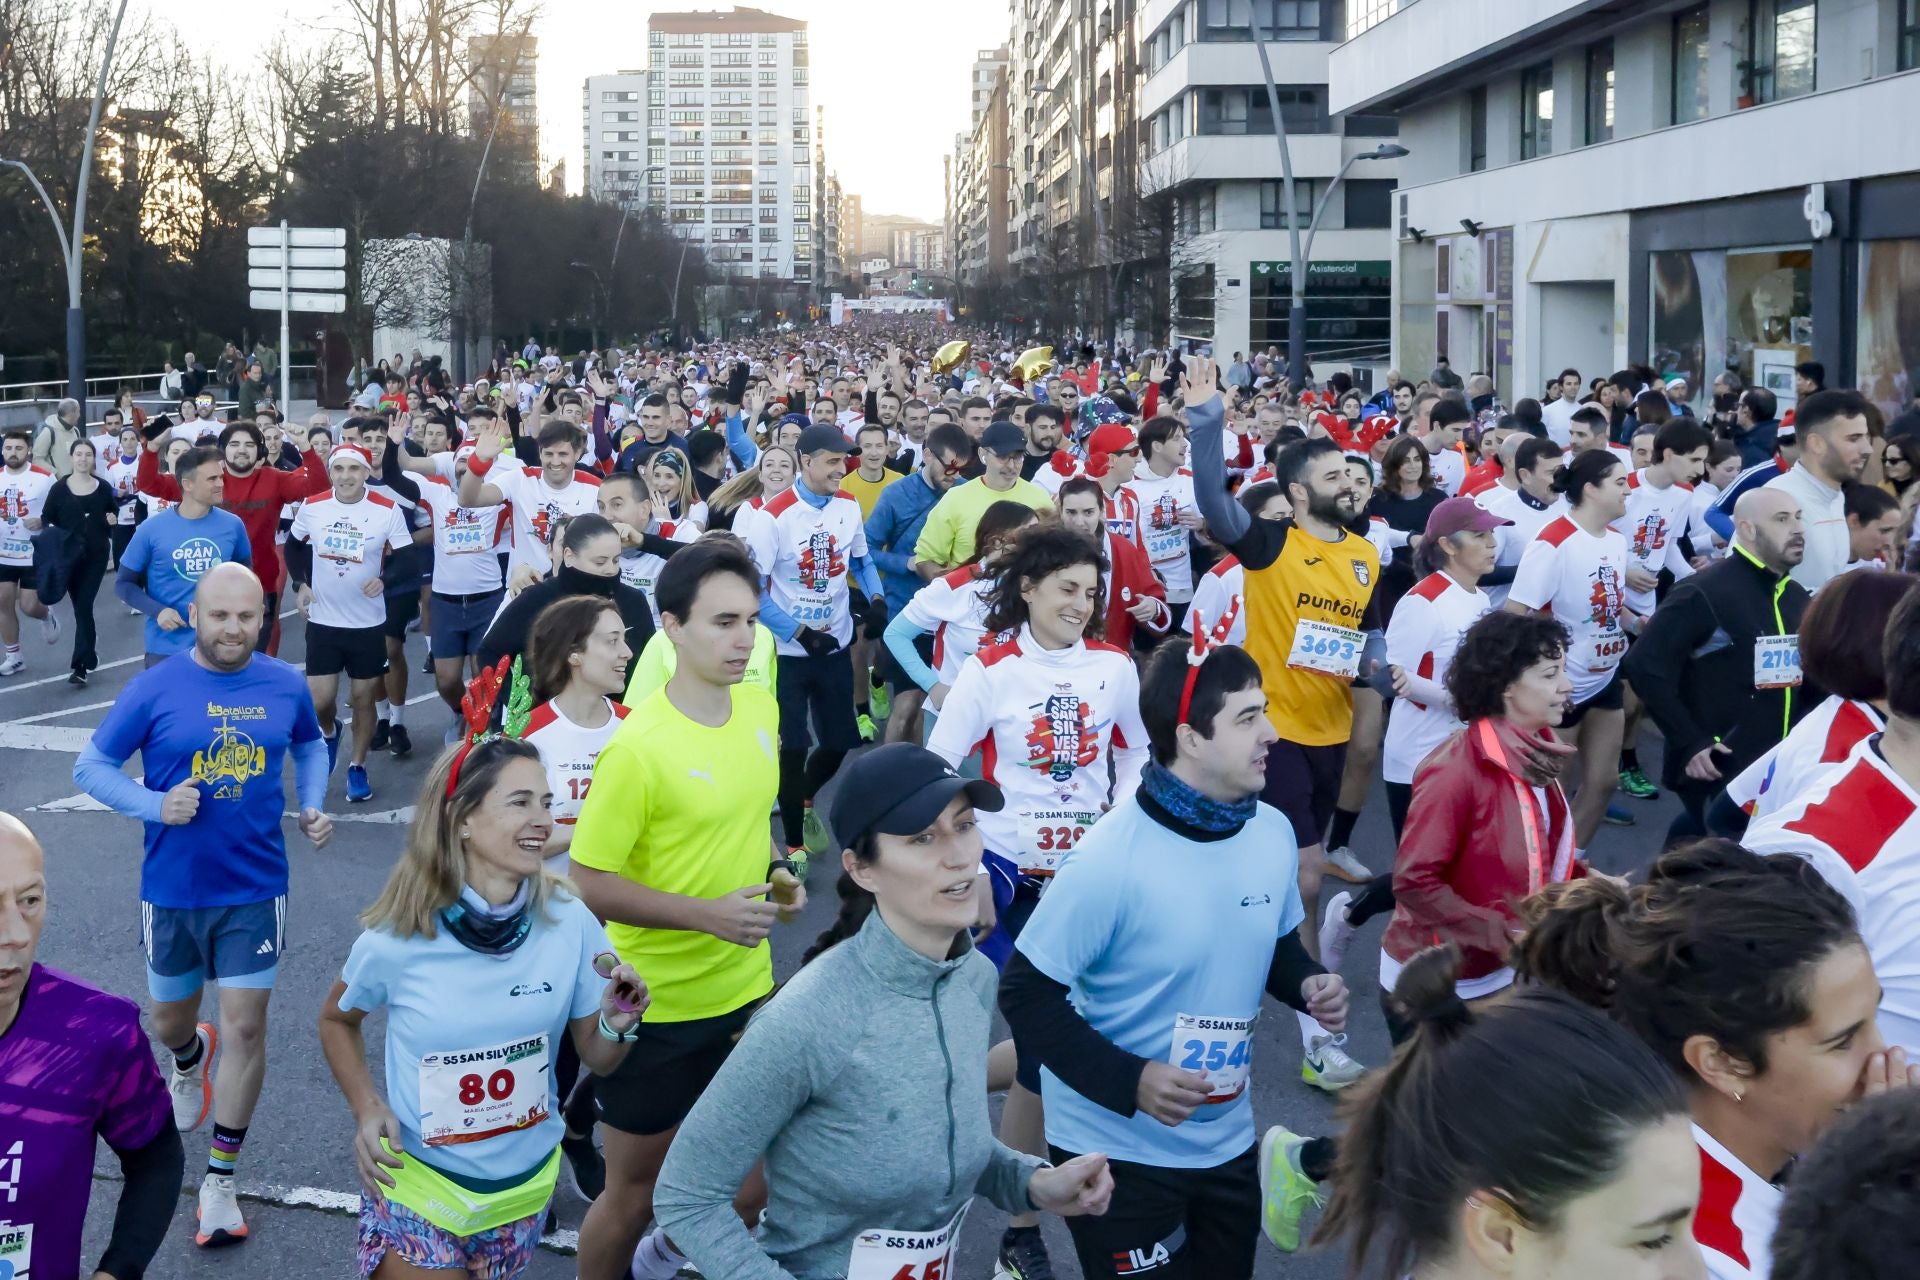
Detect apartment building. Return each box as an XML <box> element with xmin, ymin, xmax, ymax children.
<box><xmin>470</xmin><ymin>33</ymin><xmax>539</xmax><ymax>184</ymax></box>
<box><xmin>582</xmin><ymin>71</ymin><xmax>651</xmax><ymax>206</ymax></box>
<box><xmin>1137</xmin><ymin>0</ymin><xmax>1402</xmax><ymax>368</ymax></box>
<box><xmin>1331</xmin><ymin>0</ymin><xmax>1920</xmax><ymax>415</ymax></box>
<box><xmin>954</xmin><ymin>53</ymin><xmax>1014</xmax><ymax>286</ymax></box>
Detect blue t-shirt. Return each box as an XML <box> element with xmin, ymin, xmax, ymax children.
<box><xmin>1014</xmin><ymin>797</ymin><xmax>1304</xmax><ymax>1168</ymax></box>
<box><xmin>91</xmin><ymin>653</ymin><xmax>321</xmax><ymax>908</ymax></box>
<box><xmin>119</xmin><ymin>506</ymin><xmax>251</xmax><ymax>654</ymax></box>
<box><xmin>336</xmin><ymin>893</ymin><xmax>610</xmax><ymax>1181</ymax></box>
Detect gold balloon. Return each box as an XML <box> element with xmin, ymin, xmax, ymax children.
<box><xmin>930</xmin><ymin>340</ymin><xmax>971</xmax><ymax>376</ymax></box>
<box><xmin>1013</xmin><ymin>346</ymin><xmax>1054</xmax><ymax>382</ymax></box>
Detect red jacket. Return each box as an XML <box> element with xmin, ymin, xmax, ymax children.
<box><xmin>1102</xmin><ymin>529</ymin><xmax>1169</xmax><ymax>650</ymax></box>
<box><xmin>1383</xmin><ymin>719</ymin><xmax>1583</xmax><ymax>979</ymax></box>
<box><xmin>137</xmin><ymin>445</ymin><xmax>327</xmax><ymax>586</ymax></box>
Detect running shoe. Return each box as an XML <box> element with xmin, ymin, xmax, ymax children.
<box><xmin>787</xmin><ymin>845</ymin><xmax>810</xmax><ymax>884</ymax></box>
<box><xmin>1301</xmin><ymin>1034</ymin><xmax>1365</xmax><ymax>1092</ymax></box>
<box><xmin>856</xmin><ymin>712</ymin><xmax>877</xmax><ymax>742</ymax></box>
<box><xmin>169</xmin><ymin>1022</ymin><xmax>217</xmax><ymax>1132</ymax></box>
<box><xmin>1618</xmin><ymin>766</ymin><xmax>1659</xmax><ymax>800</ymax></box>
<box><xmin>1258</xmin><ymin>1123</ymin><xmax>1325</xmax><ymax>1252</ymax></box>
<box><xmin>388</xmin><ymin>724</ymin><xmax>413</xmax><ymax>758</ymax></box>
<box><xmin>993</xmin><ymin>1225</ymin><xmax>1056</xmax><ymax>1280</ymax></box>
<box><xmin>370</xmin><ymin>717</ymin><xmax>391</xmax><ymax>752</ymax></box>
<box><xmin>68</xmin><ymin>669</ymin><xmax>87</xmax><ymax>687</ymax></box>
<box><xmin>1322</xmin><ymin>845</ymin><xmax>1371</xmax><ymax>883</ymax></box>
<box><xmin>561</xmin><ymin>1130</ymin><xmax>605</xmax><ymax>1202</ymax></box>
<box><xmin>194</xmin><ymin>1173</ymin><xmax>248</xmax><ymax>1247</ymax></box>
<box><xmin>0</xmin><ymin>653</ymin><xmax>21</xmax><ymax>676</ymax></box>
<box><xmin>42</xmin><ymin>610</ymin><xmax>60</xmax><ymax>644</ymax></box>
<box><xmin>870</xmin><ymin>680</ymin><xmax>891</xmax><ymax>723</ymax></box>
<box><xmin>419</xmin><ymin>650</ymin><xmax>434</xmax><ymax>675</ymax></box>
<box><xmin>802</xmin><ymin>805</ymin><xmax>830</xmax><ymax>856</ymax></box>
<box><xmin>1603</xmin><ymin>801</ymin><xmax>1636</xmax><ymax>826</ymax></box>
<box><xmin>1319</xmin><ymin>891</ymin><xmax>1356</xmax><ymax>975</ymax></box>
<box><xmin>323</xmin><ymin>730</ymin><xmax>341</xmax><ymax>775</ymax></box>
<box><xmin>346</xmin><ymin>764</ymin><xmax>372</xmax><ymax>803</ymax></box>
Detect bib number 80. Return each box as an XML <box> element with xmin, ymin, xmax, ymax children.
<box><xmin>457</xmin><ymin>1069</ymin><xmax>516</xmax><ymax>1106</ymax></box>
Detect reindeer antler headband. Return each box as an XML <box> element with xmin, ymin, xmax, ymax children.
<box><xmin>1179</xmin><ymin>595</ymin><xmax>1243</xmax><ymax>728</ymax></box>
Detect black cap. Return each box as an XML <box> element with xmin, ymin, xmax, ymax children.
<box><xmin>796</xmin><ymin>424</ymin><xmax>854</xmax><ymax>456</ymax></box>
<box><xmin>828</xmin><ymin>744</ymin><xmax>1004</xmax><ymax>847</ymax></box>
<box><xmin>981</xmin><ymin>420</ymin><xmax>1025</xmax><ymax>456</ymax></box>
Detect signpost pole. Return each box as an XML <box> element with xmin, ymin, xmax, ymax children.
<box><xmin>279</xmin><ymin>220</ymin><xmax>292</xmax><ymax>410</ymax></box>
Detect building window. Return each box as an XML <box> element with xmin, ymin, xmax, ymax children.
<box><xmin>1467</xmin><ymin>86</ymin><xmax>1487</xmax><ymax>171</ymax></box>
<box><xmin>1344</xmin><ymin>178</ymin><xmax>1396</xmax><ymax>228</ymax></box>
<box><xmin>1197</xmin><ymin>86</ymin><xmax>1326</xmax><ymax>135</ymax></box>
<box><xmin>1250</xmin><ymin>260</ymin><xmax>1391</xmax><ymax>360</ymax></box>
<box><xmin>1753</xmin><ymin>0</ymin><xmax>1817</xmax><ymax>103</ymax></box>
<box><xmin>1179</xmin><ymin>186</ymin><xmax>1216</xmax><ymax>234</ymax></box>
<box><xmin>1904</xmin><ymin>0</ymin><xmax>1920</xmax><ymax>70</ymax></box>
<box><xmin>1672</xmin><ymin>4</ymin><xmax>1711</xmax><ymax>122</ymax></box>
<box><xmin>1519</xmin><ymin>61</ymin><xmax>1554</xmax><ymax>159</ymax></box>
<box><xmin>1198</xmin><ymin>0</ymin><xmax>1321</xmax><ymax>41</ymax></box>
<box><xmin>1258</xmin><ymin>179</ymin><xmax>1314</xmax><ymax>228</ymax></box>
<box><xmin>1585</xmin><ymin>40</ymin><xmax>1614</xmax><ymax>144</ymax></box>
<box><xmin>1174</xmin><ymin>264</ymin><xmax>1216</xmax><ymax>341</ymax></box>
<box><xmin>1342</xmin><ymin>113</ymin><xmax>1398</xmax><ymax>137</ymax></box>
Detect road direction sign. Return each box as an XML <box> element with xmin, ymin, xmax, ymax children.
<box><xmin>249</xmin><ymin>290</ymin><xmax>347</xmax><ymax>314</ymax></box>
<box><xmin>248</xmin><ymin>268</ymin><xmax>348</xmax><ymax>291</ymax></box>
<box><xmin>247</xmin><ymin>225</ymin><xmax>347</xmax><ymax>249</ymax></box>
<box><xmin>248</xmin><ymin>246</ymin><xmax>346</xmax><ymax>270</ymax></box>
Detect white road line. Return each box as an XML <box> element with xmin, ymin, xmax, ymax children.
<box><xmin>287</xmin><ymin>805</ymin><xmax>416</xmax><ymax>825</ymax></box>
<box><xmin>0</xmin><ymin>654</ymin><xmax>143</xmax><ymax>695</ymax></box>
<box><xmin>0</xmin><ymin>723</ymin><xmax>97</xmax><ymax>752</ymax></box>
<box><xmin>27</xmin><ymin>789</ymin><xmax>113</xmax><ymax>813</ymax></box>
<box><xmin>13</xmin><ymin>698</ymin><xmax>119</xmax><ymax>724</ymax></box>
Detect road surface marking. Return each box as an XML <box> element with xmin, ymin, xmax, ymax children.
<box><xmin>0</xmin><ymin>655</ymin><xmax>142</xmax><ymax>696</ymax></box>
<box><xmin>0</xmin><ymin>724</ymin><xmax>96</xmax><ymax>752</ymax></box>
<box><xmin>14</xmin><ymin>698</ymin><xmax>119</xmax><ymax>724</ymax></box>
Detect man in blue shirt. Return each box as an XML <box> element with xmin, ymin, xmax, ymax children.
<box><xmin>864</xmin><ymin>423</ymin><xmax>972</xmax><ymax>744</ymax></box>
<box><xmin>1001</xmin><ymin>639</ymin><xmax>1348</xmax><ymax>1275</ymax></box>
<box><xmin>75</xmin><ymin>561</ymin><xmax>330</xmax><ymax>1249</ymax></box>
<box><xmin>115</xmin><ymin>445</ymin><xmax>251</xmax><ymax>666</ymax></box>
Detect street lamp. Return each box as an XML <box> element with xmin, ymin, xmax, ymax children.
<box><xmin>1252</xmin><ymin>10</ymin><xmax>1407</xmax><ymax>386</ymax></box>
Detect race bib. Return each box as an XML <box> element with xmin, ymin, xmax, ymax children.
<box><xmin>1171</xmin><ymin>1013</ymin><xmax>1254</xmax><ymax>1103</ymax></box>
<box><xmin>0</xmin><ymin>531</ymin><xmax>28</xmax><ymax>562</ymax></box>
<box><xmin>1754</xmin><ymin>634</ymin><xmax>1802</xmax><ymax>689</ymax></box>
<box><xmin>1144</xmin><ymin>520</ymin><xmax>1186</xmax><ymax>563</ymax></box>
<box><xmin>1014</xmin><ymin>807</ymin><xmax>1097</xmax><ymax>875</ymax></box>
<box><xmin>1584</xmin><ymin>630</ymin><xmax>1628</xmax><ymax>673</ymax></box>
<box><xmin>418</xmin><ymin>1035</ymin><xmax>550</xmax><ymax>1147</ymax></box>
<box><xmin>318</xmin><ymin>526</ymin><xmax>367</xmax><ymax>563</ymax></box>
<box><xmin>1286</xmin><ymin>619</ymin><xmax>1364</xmax><ymax>679</ymax></box>
<box><xmin>0</xmin><ymin>1220</ymin><xmax>31</xmax><ymax>1280</ymax></box>
<box><xmin>444</xmin><ymin>520</ymin><xmax>488</xmax><ymax>555</ymax></box>
<box><xmin>848</xmin><ymin>1203</ymin><xmax>969</xmax><ymax>1280</ymax></box>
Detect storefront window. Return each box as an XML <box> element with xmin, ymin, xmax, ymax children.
<box><xmin>1248</xmin><ymin>260</ymin><xmax>1393</xmax><ymax>362</ymax></box>
<box><xmin>1857</xmin><ymin>240</ymin><xmax>1920</xmax><ymax>423</ymax></box>
<box><xmin>1650</xmin><ymin>246</ymin><xmax>1812</xmax><ymax>414</ymax></box>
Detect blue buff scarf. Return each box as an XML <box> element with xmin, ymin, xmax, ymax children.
<box><xmin>439</xmin><ymin>882</ymin><xmax>533</xmax><ymax>956</ymax></box>
<box><xmin>1140</xmin><ymin>760</ymin><xmax>1258</xmax><ymax>836</ymax></box>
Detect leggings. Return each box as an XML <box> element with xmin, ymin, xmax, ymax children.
<box><xmin>66</xmin><ymin>548</ymin><xmax>108</xmax><ymax>673</ymax></box>
<box><xmin>778</xmin><ymin>747</ymin><xmax>847</xmax><ymax>850</ymax></box>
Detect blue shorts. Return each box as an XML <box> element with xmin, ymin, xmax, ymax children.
<box><xmin>142</xmin><ymin>895</ymin><xmax>286</xmax><ymax>1002</ymax></box>
<box><xmin>430</xmin><ymin>589</ymin><xmax>505</xmax><ymax>661</ymax></box>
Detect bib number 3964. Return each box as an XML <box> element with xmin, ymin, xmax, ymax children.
<box><xmin>848</xmin><ymin>1203</ymin><xmax>970</xmax><ymax>1280</ymax></box>
<box><xmin>418</xmin><ymin>1035</ymin><xmax>550</xmax><ymax>1147</ymax></box>
<box><xmin>1286</xmin><ymin>619</ymin><xmax>1364</xmax><ymax>679</ymax></box>
<box><xmin>1753</xmin><ymin>635</ymin><xmax>1802</xmax><ymax>689</ymax></box>
<box><xmin>1171</xmin><ymin>1012</ymin><xmax>1254</xmax><ymax>1103</ymax></box>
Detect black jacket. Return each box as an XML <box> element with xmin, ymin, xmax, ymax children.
<box><xmin>475</xmin><ymin>564</ymin><xmax>656</xmax><ymax>679</ymax></box>
<box><xmin>1622</xmin><ymin>548</ymin><xmax>1816</xmax><ymax>789</ymax></box>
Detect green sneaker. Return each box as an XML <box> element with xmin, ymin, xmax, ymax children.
<box><xmin>870</xmin><ymin>680</ymin><xmax>891</xmax><ymax>723</ymax></box>
<box><xmin>802</xmin><ymin>805</ymin><xmax>830</xmax><ymax>856</ymax></box>
<box><xmin>1618</xmin><ymin>766</ymin><xmax>1659</xmax><ymax>800</ymax></box>
<box><xmin>856</xmin><ymin>712</ymin><xmax>877</xmax><ymax>742</ymax></box>
<box><xmin>1258</xmin><ymin>1124</ymin><xmax>1324</xmax><ymax>1252</ymax></box>
<box><xmin>785</xmin><ymin>846</ymin><xmax>810</xmax><ymax>883</ymax></box>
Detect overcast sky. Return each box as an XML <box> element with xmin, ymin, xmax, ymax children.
<box><xmin>167</xmin><ymin>0</ymin><xmax>986</xmax><ymax>221</ymax></box>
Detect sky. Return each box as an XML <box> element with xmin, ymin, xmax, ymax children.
<box><xmin>164</xmin><ymin>0</ymin><xmax>986</xmax><ymax>222</ymax></box>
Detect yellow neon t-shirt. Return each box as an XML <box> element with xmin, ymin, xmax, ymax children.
<box><xmin>840</xmin><ymin>465</ymin><xmax>902</xmax><ymax>521</ymax></box>
<box><xmin>624</xmin><ymin>626</ymin><xmax>778</xmax><ymax>705</ymax></box>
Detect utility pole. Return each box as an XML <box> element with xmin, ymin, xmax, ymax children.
<box><xmin>66</xmin><ymin>0</ymin><xmax>132</xmax><ymax>408</ymax></box>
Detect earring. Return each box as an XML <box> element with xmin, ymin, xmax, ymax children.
<box><xmin>1731</xmin><ymin>1089</ymin><xmax>1744</xmax><ymax>1103</ymax></box>
<box><xmin>461</xmin><ymin>828</ymin><xmax>470</xmax><ymax>841</ymax></box>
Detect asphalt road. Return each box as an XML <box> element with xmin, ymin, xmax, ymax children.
<box><xmin>2</xmin><ymin>596</ymin><xmax>1678</xmax><ymax>1279</ymax></box>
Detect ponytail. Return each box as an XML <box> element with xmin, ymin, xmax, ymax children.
<box><xmin>799</xmin><ymin>834</ymin><xmax>879</xmax><ymax>967</ymax></box>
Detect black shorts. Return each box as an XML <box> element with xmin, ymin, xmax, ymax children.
<box><xmin>877</xmin><ymin>630</ymin><xmax>936</xmax><ymax>692</ymax></box>
<box><xmin>1561</xmin><ymin>666</ymin><xmax>1626</xmax><ymax>728</ymax></box>
<box><xmin>594</xmin><ymin>999</ymin><xmax>761</xmax><ymax>1136</ymax></box>
<box><xmin>775</xmin><ymin>646</ymin><xmax>860</xmax><ymax>754</ymax></box>
<box><xmin>1053</xmin><ymin>1142</ymin><xmax>1260</xmax><ymax>1280</ymax></box>
<box><xmin>1260</xmin><ymin>738</ymin><xmax>1348</xmax><ymax>850</ymax></box>
<box><xmin>304</xmin><ymin>621</ymin><xmax>388</xmax><ymax>680</ymax></box>
<box><xmin>0</xmin><ymin>564</ymin><xmax>33</xmax><ymax>586</ymax></box>
<box><xmin>381</xmin><ymin>588</ymin><xmax>420</xmax><ymax>640</ymax></box>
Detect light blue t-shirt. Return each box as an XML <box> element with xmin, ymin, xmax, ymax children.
<box><xmin>1015</xmin><ymin>797</ymin><xmax>1304</xmax><ymax>1168</ymax></box>
<box><xmin>120</xmin><ymin>505</ymin><xmax>251</xmax><ymax>655</ymax></box>
<box><xmin>337</xmin><ymin>892</ymin><xmax>611</xmax><ymax>1182</ymax></box>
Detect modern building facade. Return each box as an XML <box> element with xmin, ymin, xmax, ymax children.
<box><xmin>582</xmin><ymin>70</ymin><xmax>651</xmax><ymax>206</ymax></box>
<box><xmin>1138</xmin><ymin>0</ymin><xmax>1402</xmax><ymax>370</ymax></box>
<box><xmin>1332</xmin><ymin>0</ymin><xmax>1920</xmax><ymax>416</ymax></box>
<box><xmin>470</xmin><ymin>33</ymin><xmax>539</xmax><ymax>185</ymax></box>
<box><xmin>954</xmin><ymin>53</ymin><xmax>1013</xmax><ymax>287</ymax></box>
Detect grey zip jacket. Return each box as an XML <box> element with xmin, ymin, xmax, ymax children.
<box><xmin>654</xmin><ymin>908</ymin><xmax>1043</xmax><ymax>1280</ymax></box>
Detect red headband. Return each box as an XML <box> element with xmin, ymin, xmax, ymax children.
<box><xmin>1178</xmin><ymin>595</ymin><xmax>1243</xmax><ymax>727</ymax></box>
<box><xmin>445</xmin><ymin>656</ymin><xmax>513</xmax><ymax>797</ymax></box>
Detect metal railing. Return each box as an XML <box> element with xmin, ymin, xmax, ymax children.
<box><xmin>0</xmin><ymin>364</ymin><xmax>318</xmax><ymax>430</ymax></box>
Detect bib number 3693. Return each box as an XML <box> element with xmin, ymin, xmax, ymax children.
<box><xmin>848</xmin><ymin>1203</ymin><xmax>970</xmax><ymax>1280</ymax></box>
<box><xmin>1286</xmin><ymin>619</ymin><xmax>1363</xmax><ymax>680</ymax></box>
<box><xmin>418</xmin><ymin>1035</ymin><xmax>550</xmax><ymax>1147</ymax></box>
<box><xmin>1171</xmin><ymin>1012</ymin><xmax>1254</xmax><ymax>1103</ymax></box>
<box><xmin>1753</xmin><ymin>635</ymin><xmax>1802</xmax><ymax>689</ymax></box>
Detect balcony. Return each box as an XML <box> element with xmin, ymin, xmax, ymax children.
<box><xmin>1140</xmin><ymin>40</ymin><xmax>1334</xmax><ymax>118</ymax></box>
<box><xmin>1140</xmin><ymin>132</ymin><xmax>1353</xmax><ymax>196</ymax></box>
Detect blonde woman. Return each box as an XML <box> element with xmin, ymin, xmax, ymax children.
<box><xmin>644</xmin><ymin>446</ymin><xmax>708</xmax><ymax>534</ymax></box>
<box><xmin>318</xmin><ymin>736</ymin><xmax>648</xmax><ymax>1278</ymax></box>
<box><xmin>708</xmin><ymin>444</ymin><xmax>798</xmax><ymax>532</ymax></box>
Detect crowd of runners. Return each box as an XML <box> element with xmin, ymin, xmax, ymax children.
<box><xmin>6</xmin><ymin>324</ymin><xmax>1920</xmax><ymax>1280</ymax></box>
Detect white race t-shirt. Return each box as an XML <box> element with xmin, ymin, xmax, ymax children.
<box><xmin>523</xmin><ymin>697</ymin><xmax>630</xmax><ymax>872</ymax></box>
<box><xmin>899</xmin><ymin>565</ymin><xmax>996</xmax><ymax>686</ymax></box>
<box><xmin>414</xmin><ymin>474</ymin><xmax>507</xmax><ymax>596</ymax></box>
<box><xmin>1722</xmin><ymin>696</ymin><xmax>1884</xmax><ymax>822</ymax></box>
<box><xmin>1508</xmin><ymin>515</ymin><xmax>1630</xmax><ymax>704</ymax></box>
<box><xmin>486</xmin><ymin>464</ymin><xmax>602</xmax><ymax>579</ymax></box>
<box><xmin>0</xmin><ymin>464</ymin><xmax>55</xmax><ymax>566</ymax></box>
<box><xmin>288</xmin><ymin>490</ymin><xmax>412</xmax><ymax>629</ymax></box>
<box><xmin>1476</xmin><ymin>486</ymin><xmax>1565</xmax><ymax>609</ymax></box>
<box><xmin>617</xmin><ymin>516</ymin><xmax>700</xmax><ymax>624</ymax></box>
<box><xmin>1382</xmin><ymin>572</ymin><xmax>1492</xmax><ymax>784</ymax></box>
<box><xmin>1185</xmin><ymin>557</ymin><xmax>1247</xmax><ymax>646</ymax></box>
<box><xmin>1690</xmin><ymin>1125</ymin><xmax>1780</xmax><ymax>1280</ymax></box>
<box><xmin>1613</xmin><ymin>469</ymin><xmax>1696</xmax><ymax>614</ymax></box>
<box><xmin>1123</xmin><ymin>467</ymin><xmax>1199</xmax><ymax>601</ymax></box>
<box><xmin>1429</xmin><ymin>445</ymin><xmax>1466</xmax><ymax>495</ymax></box>
<box><xmin>742</xmin><ymin>485</ymin><xmax>869</xmax><ymax>656</ymax></box>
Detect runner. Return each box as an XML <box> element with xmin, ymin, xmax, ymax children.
<box><xmin>459</xmin><ymin>417</ymin><xmax>602</xmax><ymax>589</ymax></box>
<box><xmin>1001</xmin><ymin>635</ymin><xmax>1348</xmax><ymax>1275</ymax></box>
<box><xmin>881</xmin><ymin>500</ymin><xmax>1040</xmax><ymax>713</ymax></box>
<box><xmin>1475</xmin><ymin>436</ymin><xmax>1565</xmax><ymax>608</ymax></box>
<box><xmin>1187</xmin><ymin>355</ymin><xmax>1378</xmax><ymax>1091</ymax></box>
<box><xmin>0</xmin><ymin>427</ymin><xmax>57</xmax><ymax>674</ymax></box>
<box><xmin>1520</xmin><ymin>840</ymin><xmax>1908</xmax><ymax>1280</ymax></box>
<box><xmin>317</xmin><ymin>736</ymin><xmax>647</xmax><ymax>1279</ymax></box>
<box><xmin>1124</xmin><ymin>415</ymin><xmax>1202</xmax><ymax>625</ymax></box>
<box><xmin>567</xmin><ymin>540</ymin><xmax>803</xmax><ymax>1280</ymax></box>
<box><xmin>72</xmin><ymin>562</ymin><xmax>330</xmax><ymax>1247</ymax></box>
<box><xmin>1504</xmin><ymin>449</ymin><xmax>1635</xmax><ymax>853</ymax></box>
<box><xmin>285</xmin><ymin>443</ymin><xmax>414</xmax><ymax>802</ymax></box>
<box><xmin>654</xmin><ymin>743</ymin><xmax>1113</xmax><ymax>1279</ymax></box>
<box><xmin>408</xmin><ymin>433</ymin><xmax>510</xmax><ymax>742</ymax></box>
<box><xmin>1054</xmin><ymin>477</ymin><xmax>1171</xmax><ymax>651</ymax></box>
<box><xmin>914</xmin><ymin>421</ymin><xmax>1052</xmax><ymax>571</ymax></box>
<box><xmin>0</xmin><ymin>810</ymin><xmax>185</xmax><ymax>1280</ymax></box>
<box><xmin>927</xmin><ymin>520</ymin><xmax>1149</xmax><ymax>1280</ymax></box>
<box><xmin>41</xmin><ymin>439</ymin><xmax>117</xmax><ymax>685</ymax></box>
<box><xmin>1314</xmin><ymin>942</ymin><xmax>1698</xmax><ymax>1276</ymax></box>
<box><xmin>523</xmin><ymin>596</ymin><xmax>634</xmax><ymax>877</ymax></box>
<box><xmin>114</xmin><ymin>445</ymin><xmax>251</xmax><ymax>668</ymax></box>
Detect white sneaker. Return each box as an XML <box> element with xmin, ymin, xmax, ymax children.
<box><xmin>1302</xmin><ymin>1033</ymin><xmax>1366</xmax><ymax>1092</ymax></box>
<box><xmin>0</xmin><ymin>652</ymin><xmax>22</xmax><ymax>676</ymax></box>
<box><xmin>630</xmin><ymin>1225</ymin><xmax>689</xmax><ymax>1280</ymax></box>
<box><xmin>42</xmin><ymin>610</ymin><xmax>60</xmax><ymax>644</ymax></box>
<box><xmin>1322</xmin><ymin>845</ymin><xmax>1371</xmax><ymax>883</ymax></box>
<box><xmin>194</xmin><ymin>1172</ymin><xmax>248</xmax><ymax>1246</ymax></box>
<box><xmin>169</xmin><ymin>1023</ymin><xmax>215</xmax><ymax>1131</ymax></box>
<box><xmin>1319</xmin><ymin>891</ymin><xmax>1356</xmax><ymax>975</ymax></box>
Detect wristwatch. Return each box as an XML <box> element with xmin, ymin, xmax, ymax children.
<box><xmin>597</xmin><ymin>1013</ymin><xmax>639</xmax><ymax>1043</ymax></box>
<box><xmin>768</xmin><ymin>858</ymin><xmax>800</xmax><ymax>880</ymax></box>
